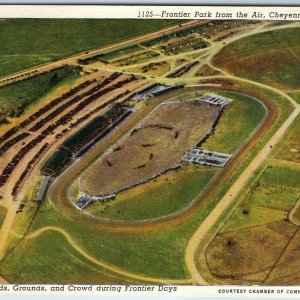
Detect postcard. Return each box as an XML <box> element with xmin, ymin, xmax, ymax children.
<box><xmin>0</xmin><ymin>4</ymin><xmax>299</xmax><ymax>297</ymax></box>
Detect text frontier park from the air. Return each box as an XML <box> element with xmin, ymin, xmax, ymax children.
<box><xmin>0</xmin><ymin>16</ymin><xmax>298</xmax><ymax>286</ymax></box>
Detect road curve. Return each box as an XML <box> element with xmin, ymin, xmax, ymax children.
<box><xmin>24</xmin><ymin>226</ymin><xmax>193</xmax><ymax>284</ymax></box>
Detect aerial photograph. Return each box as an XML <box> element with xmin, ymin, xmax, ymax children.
<box><xmin>0</xmin><ymin>17</ymin><xmax>299</xmax><ymax>285</ymax></box>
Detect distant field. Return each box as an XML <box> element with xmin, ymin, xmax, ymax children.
<box><xmin>0</xmin><ymin>19</ymin><xmax>180</xmax><ymax>77</ymax></box>
<box><xmin>213</xmin><ymin>28</ymin><xmax>300</xmax><ymax>89</ymax></box>
<box><xmin>0</xmin><ymin>65</ymin><xmax>81</xmax><ymax>121</ymax></box>
<box><xmin>206</xmin><ymin>221</ymin><xmax>297</xmax><ymax>282</ymax></box>
<box><xmin>86</xmin><ymin>165</ymin><xmax>217</xmax><ymax>221</ymax></box>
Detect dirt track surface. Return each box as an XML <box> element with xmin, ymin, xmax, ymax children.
<box><xmin>48</xmin><ymin>82</ymin><xmax>278</xmax><ymax>234</ymax></box>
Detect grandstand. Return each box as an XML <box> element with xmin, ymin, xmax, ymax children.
<box><xmin>134</xmin><ymin>83</ymin><xmax>183</xmax><ymax>101</ymax></box>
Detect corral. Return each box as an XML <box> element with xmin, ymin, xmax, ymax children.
<box><xmin>182</xmin><ymin>149</ymin><xmax>231</xmax><ymax>167</ymax></box>
<box><xmin>197</xmin><ymin>94</ymin><xmax>232</xmax><ymax>107</ymax></box>
<box><xmin>81</xmin><ymin>99</ymin><xmax>222</xmax><ymax>197</ymax></box>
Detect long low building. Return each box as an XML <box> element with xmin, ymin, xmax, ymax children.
<box><xmin>133</xmin><ymin>83</ymin><xmax>183</xmax><ymax>101</ymax></box>
<box><xmin>36</xmin><ymin>176</ymin><xmax>51</xmax><ymax>202</ymax></box>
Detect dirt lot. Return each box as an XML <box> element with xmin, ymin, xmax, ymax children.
<box><xmin>0</xmin><ymin>70</ymin><xmax>145</xmax><ymax>201</ymax></box>
<box><xmin>206</xmin><ymin>221</ymin><xmax>298</xmax><ymax>282</ymax></box>
<box><xmin>81</xmin><ymin>100</ymin><xmax>221</xmax><ymax>196</ymax></box>
<box><xmin>265</xmin><ymin>228</ymin><xmax>300</xmax><ymax>285</ymax></box>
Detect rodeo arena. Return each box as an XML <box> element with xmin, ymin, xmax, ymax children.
<box><xmin>35</xmin><ymin>91</ymin><xmax>233</xmax><ymax>211</ymax></box>
<box><xmin>74</xmin><ymin>93</ymin><xmax>233</xmax><ymax>211</ymax></box>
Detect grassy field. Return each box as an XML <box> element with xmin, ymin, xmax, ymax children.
<box><xmin>265</xmin><ymin>229</ymin><xmax>300</xmax><ymax>285</ymax></box>
<box><xmin>0</xmin><ymin>19</ymin><xmax>180</xmax><ymax>77</ymax></box>
<box><xmin>289</xmin><ymin>91</ymin><xmax>300</xmax><ymax>104</ymax></box>
<box><xmin>201</xmin><ymin>92</ymin><xmax>266</xmax><ymax>154</ymax></box>
<box><xmin>9</xmin><ymin>199</ymin><xmax>196</xmax><ymax>280</ymax></box>
<box><xmin>0</xmin><ymin>65</ymin><xmax>81</xmax><ymax>120</ymax></box>
<box><xmin>86</xmin><ymin>165</ymin><xmax>217</xmax><ymax>221</ymax></box>
<box><xmin>196</xmin><ymin>64</ymin><xmax>222</xmax><ymax>77</ymax></box>
<box><xmin>275</xmin><ymin>115</ymin><xmax>300</xmax><ymax>163</ymax></box>
<box><xmin>213</xmin><ymin>28</ymin><xmax>300</xmax><ymax>89</ymax></box>
<box><xmin>221</xmin><ymin>165</ymin><xmax>300</xmax><ymax>233</ymax></box>
<box><xmin>0</xmin><ymin>231</ymin><xmax>133</xmax><ymax>284</ymax></box>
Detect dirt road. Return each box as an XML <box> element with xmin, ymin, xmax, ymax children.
<box><xmin>22</xmin><ymin>226</ymin><xmax>193</xmax><ymax>284</ymax></box>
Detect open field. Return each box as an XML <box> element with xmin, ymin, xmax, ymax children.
<box><xmin>81</xmin><ymin>100</ymin><xmax>221</xmax><ymax>196</ymax></box>
<box><xmin>289</xmin><ymin>91</ymin><xmax>300</xmax><ymax>104</ymax></box>
<box><xmin>0</xmin><ymin>19</ymin><xmax>180</xmax><ymax>77</ymax></box>
<box><xmin>203</xmin><ymin>165</ymin><xmax>300</xmax><ymax>284</ymax></box>
<box><xmin>220</xmin><ymin>165</ymin><xmax>300</xmax><ymax>233</ymax></box>
<box><xmin>196</xmin><ymin>64</ymin><xmax>223</xmax><ymax>77</ymax></box>
<box><xmin>86</xmin><ymin>165</ymin><xmax>218</xmax><ymax>221</ymax></box>
<box><xmin>265</xmin><ymin>228</ymin><xmax>300</xmax><ymax>285</ymax></box>
<box><xmin>206</xmin><ymin>221</ymin><xmax>297</xmax><ymax>282</ymax></box>
<box><xmin>213</xmin><ymin>28</ymin><xmax>300</xmax><ymax>89</ymax></box>
<box><xmin>201</xmin><ymin>92</ymin><xmax>266</xmax><ymax>153</ymax></box>
<box><xmin>275</xmin><ymin>115</ymin><xmax>300</xmax><ymax>163</ymax></box>
<box><xmin>0</xmin><ymin>231</ymin><xmax>134</xmax><ymax>284</ymax></box>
